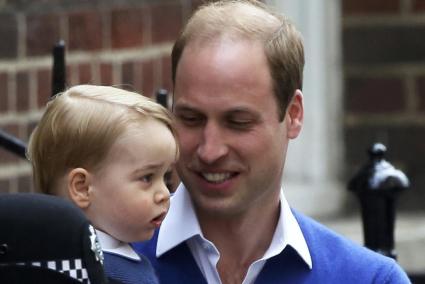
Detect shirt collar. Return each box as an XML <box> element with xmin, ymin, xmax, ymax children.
<box><xmin>95</xmin><ymin>229</ymin><xmax>141</xmax><ymax>261</ymax></box>
<box><xmin>157</xmin><ymin>183</ymin><xmax>202</xmax><ymax>256</ymax></box>
<box><xmin>272</xmin><ymin>191</ymin><xmax>312</xmax><ymax>268</ymax></box>
<box><xmin>157</xmin><ymin>184</ymin><xmax>312</xmax><ymax>269</ymax></box>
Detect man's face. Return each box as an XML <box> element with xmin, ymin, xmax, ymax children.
<box><xmin>173</xmin><ymin>38</ymin><xmax>302</xmax><ymax>219</ymax></box>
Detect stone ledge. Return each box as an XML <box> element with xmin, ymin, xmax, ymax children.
<box><xmin>318</xmin><ymin>213</ymin><xmax>425</xmax><ymax>273</ymax></box>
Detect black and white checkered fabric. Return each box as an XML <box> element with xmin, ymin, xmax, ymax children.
<box><xmin>16</xmin><ymin>258</ymin><xmax>90</xmax><ymax>283</ymax></box>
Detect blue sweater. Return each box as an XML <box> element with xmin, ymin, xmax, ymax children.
<box><xmin>133</xmin><ymin>210</ymin><xmax>410</xmax><ymax>283</ymax></box>
<box><xmin>103</xmin><ymin>251</ymin><xmax>159</xmax><ymax>284</ymax></box>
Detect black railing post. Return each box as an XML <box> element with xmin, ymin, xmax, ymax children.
<box><xmin>0</xmin><ymin>41</ymin><xmax>66</xmax><ymax>160</ymax></box>
<box><xmin>155</xmin><ymin>88</ymin><xmax>169</xmax><ymax>109</ymax></box>
<box><xmin>348</xmin><ymin>143</ymin><xmax>409</xmax><ymax>259</ymax></box>
<box><xmin>51</xmin><ymin>40</ymin><xmax>66</xmax><ymax>97</ymax></box>
<box><xmin>0</xmin><ymin>129</ymin><xmax>27</xmax><ymax>159</ymax></box>
<box><xmin>154</xmin><ymin>88</ymin><xmax>181</xmax><ymax>193</ymax></box>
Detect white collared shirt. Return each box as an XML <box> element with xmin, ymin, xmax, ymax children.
<box><xmin>95</xmin><ymin>229</ymin><xmax>141</xmax><ymax>261</ymax></box>
<box><xmin>157</xmin><ymin>184</ymin><xmax>312</xmax><ymax>284</ymax></box>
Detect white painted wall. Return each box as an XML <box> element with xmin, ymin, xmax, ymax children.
<box><xmin>266</xmin><ymin>0</ymin><xmax>345</xmax><ymax>217</ymax></box>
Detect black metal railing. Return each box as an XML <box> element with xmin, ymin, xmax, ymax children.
<box><xmin>155</xmin><ymin>88</ymin><xmax>169</xmax><ymax>109</ymax></box>
<box><xmin>51</xmin><ymin>40</ymin><xmax>66</xmax><ymax>97</ymax></box>
<box><xmin>0</xmin><ymin>129</ymin><xmax>26</xmax><ymax>159</ymax></box>
<box><xmin>348</xmin><ymin>143</ymin><xmax>425</xmax><ymax>283</ymax></box>
<box><xmin>0</xmin><ymin>41</ymin><xmax>67</xmax><ymax>160</ymax></box>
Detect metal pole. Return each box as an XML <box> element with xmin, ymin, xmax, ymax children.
<box><xmin>155</xmin><ymin>88</ymin><xmax>169</xmax><ymax>109</ymax></box>
<box><xmin>348</xmin><ymin>143</ymin><xmax>409</xmax><ymax>259</ymax></box>
<box><xmin>51</xmin><ymin>40</ymin><xmax>66</xmax><ymax>97</ymax></box>
<box><xmin>0</xmin><ymin>129</ymin><xmax>27</xmax><ymax>159</ymax></box>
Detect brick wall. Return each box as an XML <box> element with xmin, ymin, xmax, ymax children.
<box><xmin>343</xmin><ymin>0</ymin><xmax>425</xmax><ymax>211</ymax></box>
<box><xmin>2</xmin><ymin>0</ymin><xmax>423</xmax><ymax>212</ymax></box>
<box><xmin>0</xmin><ymin>0</ymin><xmax>202</xmax><ymax>193</ymax></box>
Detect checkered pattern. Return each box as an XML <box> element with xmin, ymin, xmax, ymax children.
<box><xmin>16</xmin><ymin>258</ymin><xmax>90</xmax><ymax>283</ymax></box>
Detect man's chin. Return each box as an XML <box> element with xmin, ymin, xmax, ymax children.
<box><xmin>191</xmin><ymin>193</ymin><xmax>245</xmax><ymax>218</ymax></box>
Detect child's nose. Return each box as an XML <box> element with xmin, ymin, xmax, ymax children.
<box><xmin>154</xmin><ymin>183</ymin><xmax>170</xmax><ymax>204</ymax></box>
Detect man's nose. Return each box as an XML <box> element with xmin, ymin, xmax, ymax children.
<box><xmin>196</xmin><ymin>122</ymin><xmax>228</xmax><ymax>164</ymax></box>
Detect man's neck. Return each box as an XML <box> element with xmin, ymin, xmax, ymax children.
<box><xmin>197</xmin><ymin>198</ymin><xmax>281</xmax><ymax>284</ymax></box>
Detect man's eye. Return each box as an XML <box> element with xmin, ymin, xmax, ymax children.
<box><xmin>228</xmin><ymin>119</ymin><xmax>253</xmax><ymax>129</ymax></box>
<box><xmin>178</xmin><ymin>114</ymin><xmax>203</xmax><ymax>126</ymax></box>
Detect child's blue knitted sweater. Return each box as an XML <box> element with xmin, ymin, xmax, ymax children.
<box><xmin>133</xmin><ymin>210</ymin><xmax>410</xmax><ymax>283</ymax></box>
<box><xmin>103</xmin><ymin>251</ymin><xmax>159</xmax><ymax>284</ymax></box>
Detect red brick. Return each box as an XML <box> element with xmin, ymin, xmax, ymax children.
<box><xmin>161</xmin><ymin>55</ymin><xmax>173</xmax><ymax>93</ymax></box>
<box><xmin>342</xmin><ymin>0</ymin><xmax>400</xmax><ymax>15</ymax></box>
<box><xmin>412</xmin><ymin>0</ymin><xmax>425</xmax><ymax>12</ymax></box>
<box><xmin>0</xmin><ymin>72</ymin><xmax>8</xmax><ymax>112</ymax></box>
<box><xmin>26</xmin><ymin>13</ymin><xmax>61</xmax><ymax>56</ymax></box>
<box><xmin>66</xmin><ymin>65</ymin><xmax>73</xmax><ymax>85</ymax></box>
<box><xmin>382</xmin><ymin>127</ymin><xmax>425</xmax><ymax>177</ymax></box>
<box><xmin>16</xmin><ymin>71</ymin><xmax>30</xmax><ymax>112</ymax></box>
<box><xmin>21</xmin><ymin>120</ymin><xmax>34</xmax><ymax>150</ymax></box>
<box><xmin>68</xmin><ymin>10</ymin><xmax>103</xmax><ymax>51</ymax></box>
<box><xmin>111</xmin><ymin>8</ymin><xmax>145</xmax><ymax>49</ymax></box>
<box><xmin>37</xmin><ymin>68</ymin><xmax>51</xmax><ymax>108</ymax></box>
<box><xmin>0</xmin><ymin>13</ymin><xmax>18</xmax><ymax>58</ymax></box>
<box><xmin>0</xmin><ymin>178</ymin><xmax>11</xmax><ymax>194</ymax></box>
<box><xmin>121</xmin><ymin>61</ymin><xmax>135</xmax><ymax>88</ymax></box>
<box><xmin>345</xmin><ymin>76</ymin><xmax>405</xmax><ymax>114</ymax></box>
<box><xmin>190</xmin><ymin>0</ymin><xmax>204</xmax><ymax>15</ymax></box>
<box><xmin>120</xmin><ymin>61</ymin><xmax>145</xmax><ymax>93</ymax></box>
<box><xmin>417</xmin><ymin>76</ymin><xmax>425</xmax><ymax>112</ymax></box>
<box><xmin>0</xmin><ymin>148</ymin><xmax>15</xmax><ymax>164</ymax></box>
<box><xmin>18</xmin><ymin>174</ymin><xmax>33</xmax><ymax>193</ymax></box>
<box><xmin>151</xmin><ymin>3</ymin><xmax>183</xmax><ymax>44</ymax></box>
<box><xmin>78</xmin><ymin>63</ymin><xmax>92</xmax><ymax>84</ymax></box>
<box><xmin>153</xmin><ymin>58</ymin><xmax>164</xmax><ymax>98</ymax></box>
<box><xmin>132</xmin><ymin>62</ymin><xmax>143</xmax><ymax>93</ymax></box>
<box><xmin>0</xmin><ymin>124</ymin><xmax>20</xmax><ymax>164</ymax></box>
<box><xmin>26</xmin><ymin>121</ymin><xmax>38</xmax><ymax>143</ymax></box>
<box><xmin>344</xmin><ymin>26</ymin><xmax>425</xmax><ymax>65</ymax></box>
<box><xmin>100</xmin><ymin>63</ymin><xmax>113</xmax><ymax>85</ymax></box>
<box><xmin>141</xmin><ymin>59</ymin><xmax>154</xmax><ymax>98</ymax></box>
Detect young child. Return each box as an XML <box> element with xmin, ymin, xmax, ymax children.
<box><xmin>27</xmin><ymin>85</ymin><xmax>179</xmax><ymax>284</ymax></box>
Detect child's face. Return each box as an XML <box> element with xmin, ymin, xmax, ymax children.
<box><xmin>87</xmin><ymin>119</ymin><xmax>177</xmax><ymax>243</ymax></box>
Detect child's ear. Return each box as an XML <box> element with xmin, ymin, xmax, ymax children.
<box><xmin>68</xmin><ymin>168</ymin><xmax>92</xmax><ymax>209</ymax></box>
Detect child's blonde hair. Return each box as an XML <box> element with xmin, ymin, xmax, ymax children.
<box><xmin>27</xmin><ymin>85</ymin><xmax>178</xmax><ymax>194</ymax></box>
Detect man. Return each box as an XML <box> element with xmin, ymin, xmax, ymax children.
<box><xmin>134</xmin><ymin>1</ymin><xmax>410</xmax><ymax>283</ymax></box>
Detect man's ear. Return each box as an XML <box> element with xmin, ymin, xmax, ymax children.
<box><xmin>286</xmin><ymin>89</ymin><xmax>304</xmax><ymax>139</ymax></box>
<box><xmin>68</xmin><ymin>168</ymin><xmax>92</xmax><ymax>209</ymax></box>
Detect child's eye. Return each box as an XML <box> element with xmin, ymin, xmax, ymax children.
<box><xmin>140</xmin><ymin>174</ymin><xmax>154</xmax><ymax>183</ymax></box>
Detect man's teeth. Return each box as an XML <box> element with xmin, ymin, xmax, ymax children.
<box><xmin>202</xmin><ymin>173</ymin><xmax>232</xmax><ymax>183</ymax></box>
